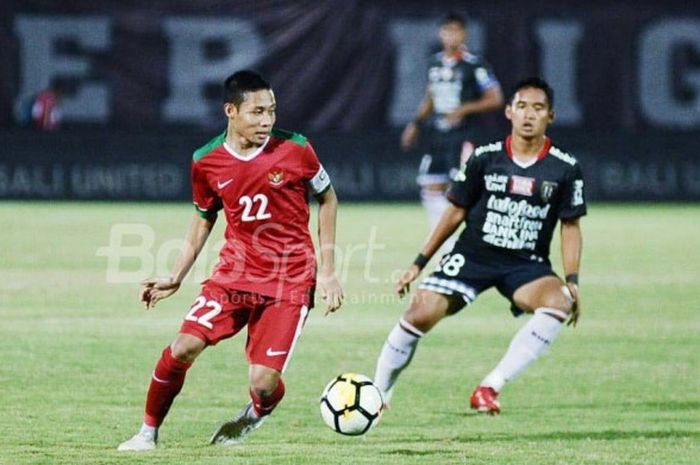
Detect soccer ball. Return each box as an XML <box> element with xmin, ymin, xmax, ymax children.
<box><xmin>319</xmin><ymin>373</ymin><xmax>384</xmax><ymax>436</ymax></box>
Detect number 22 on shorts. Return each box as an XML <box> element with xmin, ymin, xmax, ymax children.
<box><xmin>184</xmin><ymin>296</ymin><xmax>222</xmax><ymax>329</ymax></box>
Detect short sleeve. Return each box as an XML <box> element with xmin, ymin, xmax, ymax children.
<box><xmin>191</xmin><ymin>161</ymin><xmax>221</xmax><ymax>221</ymax></box>
<box><xmin>447</xmin><ymin>155</ymin><xmax>482</xmax><ymax>210</ymax></box>
<box><xmin>301</xmin><ymin>142</ymin><xmax>332</xmax><ymax>195</ymax></box>
<box><xmin>558</xmin><ymin>163</ymin><xmax>587</xmax><ymax>220</ymax></box>
<box><xmin>473</xmin><ymin>61</ymin><xmax>500</xmax><ymax>93</ymax></box>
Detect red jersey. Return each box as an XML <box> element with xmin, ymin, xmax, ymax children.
<box><xmin>191</xmin><ymin>128</ymin><xmax>331</xmax><ymax>303</ymax></box>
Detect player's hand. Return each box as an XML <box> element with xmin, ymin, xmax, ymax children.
<box><xmin>395</xmin><ymin>265</ymin><xmax>421</xmax><ymax>298</ymax></box>
<box><xmin>319</xmin><ymin>272</ymin><xmax>344</xmax><ymax>316</ymax></box>
<box><xmin>400</xmin><ymin>123</ymin><xmax>419</xmax><ymax>151</ymax></box>
<box><xmin>565</xmin><ymin>282</ymin><xmax>581</xmax><ymax>327</ymax></box>
<box><xmin>140</xmin><ymin>276</ymin><xmax>181</xmax><ymax>309</ymax></box>
<box><xmin>445</xmin><ymin>110</ymin><xmax>464</xmax><ymax>126</ymax></box>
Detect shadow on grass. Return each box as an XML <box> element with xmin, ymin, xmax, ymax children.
<box><xmin>451</xmin><ymin>430</ymin><xmax>700</xmax><ymax>443</ymax></box>
<box><xmin>383</xmin><ymin>449</ymin><xmax>449</xmax><ymax>456</ymax></box>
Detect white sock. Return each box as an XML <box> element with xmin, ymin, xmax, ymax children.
<box><xmin>374</xmin><ymin>318</ymin><xmax>424</xmax><ymax>404</ymax></box>
<box><xmin>481</xmin><ymin>308</ymin><xmax>566</xmax><ymax>392</ymax></box>
<box><xmin>421</xmin><ymin>190</ymin><xmax>449</xmax><ymax>231</ymax></box>
<box><xmin>421</xmin><ymin>190</ymin><xmax>457</xmax><ymax>257</ymax></box>
<box><xmin>138</xmin><ymin>423</ymin><xmax>157</xmax><ymax>439</ymax></box>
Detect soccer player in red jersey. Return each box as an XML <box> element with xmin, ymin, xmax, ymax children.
<box><xmin>118</xmin><ymin>70</ymin><xmax>343</xmax><ymax>451</ymax></box>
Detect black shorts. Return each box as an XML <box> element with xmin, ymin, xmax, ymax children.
<box><xmin>417</xmin><ymin>152</ymin><xmax>460</xmax><ymax>186</ymax></box>
<box><xmin>416</xmin><ymin>131</ymin><xmax>474</xmax><ymax>186</ymax></box>
<box><xmin>417</xmin><ymin>249</ymin><xmax>558</xmax><ymax>317</ymax></box>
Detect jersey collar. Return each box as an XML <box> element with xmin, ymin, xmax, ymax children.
<box><xmin>223</xmin><ymin>137</ymin><xmax>270</xmax><ymax>162</ymax></box>
<box><xmin>440</xmin><ymin>46</ymin><xmax>468</xmax><ymax>65</ymax></box>
<box><xmin>505</xmin><ymin>135</ymin><xmax>552</xmax><ymax>166</ymax></box>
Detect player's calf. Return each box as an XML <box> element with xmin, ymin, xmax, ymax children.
<box><xmin>250</xmin><ymin>378</ymin><xmax>286</xmax><ymax>417</ymax></box>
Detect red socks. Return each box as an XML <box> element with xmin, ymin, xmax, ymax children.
<box><xmin>250</xmin><ymin>379</ymin><xmax>285</xmax><ymax>417</ymax></box>
<box><xmin>142</xmin><ymin>345</ymin><xmax>284</xmax><ymax>425</ymax></box>
<box><xmin>143</xmin><ymin>346</ymin><xmax>192</xmax><ymax>427</ymax></box>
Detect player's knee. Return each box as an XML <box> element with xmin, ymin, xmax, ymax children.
<box><xmin>540</xmin><ymin>290</ymin><xmax>573</xmax><ymax>314</ymax></box>
<box><xmin>170</xmin><ymin>335</ymin><xmax>205</xmax><ymax>362</ymax></box>
<box><xmin>249</xmin><ymin>369</ymin><xmax>281</xmax><ymax>396</ymax></box>
<box><xmin>403</xmin><ymin>291</ymin><xmax>446</xmax><ymax>333</ymax></box>
<box><xmin>403</xmin><ymin>308</ymin><xmax>434</xmax><ymax>333</ymax></box>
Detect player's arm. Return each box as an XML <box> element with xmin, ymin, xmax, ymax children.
<box><xmin>140</xmin><ymin>213</ymin><xmax>215</xmax><ymax>309</ymax></box>
<box><xmin>401</xmin><ymin>90</ymin><xmax>434</xmax><ymax>151</ymax></box>
<box><xmin>560</xmin><ymin>217</ymin><xmax>583</xmax><ymax>326</ymax></box>
<box><xmin>395</xmin><ymin>204</ymin><xmax>466</xmax><ymax>297</ymax></box>
<box><xmin>315</xmin><ymin>186</ymin><xmax>344</xmax><ymax>314</ymax></box>
<box><xmin>446</xmin><ymin>86</ymin><xmax>504</xmax><ymax>124</ymax></box>
<box><xmin>413</xmin><ymin>91</ymin><xmax>435</xmax><ymax>123</ymax></box>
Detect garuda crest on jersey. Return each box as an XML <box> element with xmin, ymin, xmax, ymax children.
<box><xmin>268</xmin><ymin>169</ymin><xmax>285</xmax><ymax>186</ymax></box>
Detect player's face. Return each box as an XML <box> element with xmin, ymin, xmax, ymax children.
<box><xmin>226</xmin><ymin>89</ymin><xmax>276</xmax><ymax>146</ymax></box>
<box><xmin>506</xmin><ymin>87</ymin><xmax>554</xmax><ymax>140</ymax></box>
<box><xmin>439</xmin><ymin>22</ymin><xmax>466</xmax><ymax>51</ymax></box>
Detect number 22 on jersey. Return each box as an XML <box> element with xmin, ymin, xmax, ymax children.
<box><xmin>239</xmin><ymin>194</ymin><xmax>272</xmax><ymax>222</ymax></box>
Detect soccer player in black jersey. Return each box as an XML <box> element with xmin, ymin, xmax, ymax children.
<box><xmin>401</xmin><ymin>12</ymin><xmax>503</xmax><ymax>257</ymax></box>
<box><xmin>375</xmin><ymin>77</ymin><xmax>585</xmax><ymax>415</ymax></box>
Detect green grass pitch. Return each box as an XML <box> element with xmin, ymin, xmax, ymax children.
<box><xmin>0</xmin><ymin>202</ymin><xmax>698</xmax><ymax>465</ymax></box>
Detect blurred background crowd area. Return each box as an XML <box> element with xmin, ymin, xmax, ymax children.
<box><xmin>1</xmin><ymin>0</ymin><xmax>698</xmax><ymax>202</ymax></box>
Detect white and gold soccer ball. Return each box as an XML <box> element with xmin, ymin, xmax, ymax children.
<box><xmin>319</xmin><ymin>373</ymin><xmax>383</xmax><ymax>435</ymax></box>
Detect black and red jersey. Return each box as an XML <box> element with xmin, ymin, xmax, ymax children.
<box><xmin>448</xmin><ymin>136</ymin><xmax>587</xmax><ymax>263</ymax></box>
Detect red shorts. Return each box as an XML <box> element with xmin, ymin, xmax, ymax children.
<box><xmin>180</xmin><ymin>282</ymin><xmax>310</xmax><ymax>372</ymax></box>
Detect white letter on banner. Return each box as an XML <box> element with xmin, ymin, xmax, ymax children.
<box><xmin>639</xmin><ymin>18</ymin><xmax>700</xmax><ymax>128</ymax></box>
<box><xmin>14</xmin><ymin>16</ymin><xmax>111</xmax><ymax>122</ymax></box>
<box><xmin>534</xmin><ymin>20</ymin><xmax>583</xmax><ymax>125</ymax></box>
<box><xmin>388</xmin><ymin>18</ymin><xmax>484</xmax><ymax>127</ymax></box>
<box><xmin>163</xmin><ymin>18</ymin><xmax>264</xmax><ymax>123</ymax></box>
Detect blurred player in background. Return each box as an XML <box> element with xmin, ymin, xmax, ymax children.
<box><xmin>16</xmin><ymin>82</ymin><xmax>64</xmax><ymax>130</ymax></box>
<box><xmin>118</xmin><ymin>70</ymin><xmax>343</xmax><ymax>451</ymax></box>
<box><xmin>401</xmin><ymin>12</ymin><xmax>503</xmax><ymax>256</ymax></box>
<box><xmin>375</xmin><ymin>77</ymin><xmax>586</xmax><ymax>415</ymax></box>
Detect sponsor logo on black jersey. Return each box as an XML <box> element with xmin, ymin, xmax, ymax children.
<box><xmin>509</xmin><ymin>175</ymin><xmax>535</xmax><ymax>196</ymax></box>
<box><xmin>484</xmin><ymin>174</ymin><xmax>508</xmax><ymax>192</ymax></box>
<box><xmin>486</xmin><ymin>194</ymin><xmax>551</xmax><ymax>219</ymax></box>
<box><xmin>540</xmin><ymin>181</ymin><xmax>558</xmax><ymax>202</ymax></box>
<box><xmin>474</xmin><ymin>141</ymin><xmax>502</xmax><ymax>157</ymax></box>
<box><xmin>572</xmin><ymin>180</ymin><xmax>585</xmax><ymax>206</ymax></box>
<box><xmin>429</xmin><ymin>66</ymin><xmax>463</xmax><ymax>82</ymax></box>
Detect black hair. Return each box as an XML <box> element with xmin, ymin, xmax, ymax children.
<box><xmin>223</xmin><ymin>70</ymin><xmax>271</xmax><ymax>106</ymax></box>
<box><xmin>509</xmin><ymin>77</ymin><xmax>555</xmax><ymax>109</ymax></box>
<box><xmin>441</xmin><ymin>12</ymin><xmax>466</xmax><ymax>28</ymax></box>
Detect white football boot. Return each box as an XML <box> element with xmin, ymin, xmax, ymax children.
<box><xmin>117</xmin><ymin>431</ymin><xmax>157</xmax><ymax>451</ymax></box>
<box><xmin>210</xmin><ymin>403</ymin><xmax>266</xmax><ymax>446</ymax></box>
